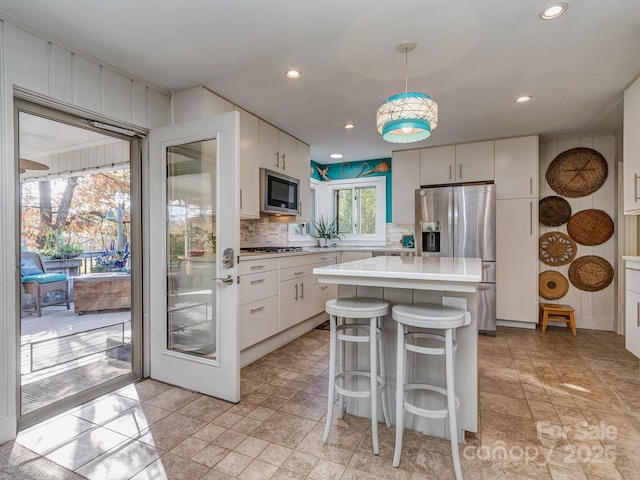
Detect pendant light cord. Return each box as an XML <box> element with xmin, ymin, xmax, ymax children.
<box><xmin>404</xmin><ymin>48</ymin><xmax>409</xmax><ymax>93</ymax></box>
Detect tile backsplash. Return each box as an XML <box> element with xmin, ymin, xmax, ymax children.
<box><xmin>240</xmin><ymin>219</ymin><xmax>414</xmax><ymax>247</ymax></box>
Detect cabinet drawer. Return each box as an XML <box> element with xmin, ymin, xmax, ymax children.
<box><xmin>239</xmin><ymin>295</ymin><xmax>279</xmax><ymax>350</ymax></box>
<box><xmin>626</xmin><ymin>267</ymin><xmax>640</xmax><ymax>294</ymax></box>
<box><xmin>314</xmin><ymin>252</ymin><xmax>340</xmax><ymax>265</ymax></box>
<box><xmin>238</xmin><ymin>257</ymin><xmax>279</xmax><ymax>275</ymax></box>
<box><xmin>280</xmin><ymin>264</ymin><xmax>313</xmax><ymax>282</ymax></box>
<box><xmin>239</xmin><ymin>269</ymin><xmax>279</xmax><ymax>305</ymax></box>
<box><xmin>279</xmin><ymin>254</ymin><xmax>314</xmax><ymax>269</ymax></box>
<box><xmin>314</xmin><ymin>282</ymin><xmax>337</xmax><ymax>316</ymax></box>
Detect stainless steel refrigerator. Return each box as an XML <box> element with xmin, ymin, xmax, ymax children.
<box><xmin>415</xmin><ymin>184</ymin><xmax>496</xmax><ymax>335</ymax></box>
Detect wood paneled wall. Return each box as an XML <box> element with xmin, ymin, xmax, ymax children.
<box><xmin>539</xmin><ymin>136</ymin><xmax>617</xmax><ymax>331</ymax></box>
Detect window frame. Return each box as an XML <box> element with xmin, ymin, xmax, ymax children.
<box><xmin>325</xmin><ymin>176</ymin><xmax>386</xmax><ymax>246</ymax></box>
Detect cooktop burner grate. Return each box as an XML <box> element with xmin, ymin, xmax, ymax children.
<box><xmin>240</xmin><ymin>246</ymin><xmax>305</xmax><ymax>254</ymax></box>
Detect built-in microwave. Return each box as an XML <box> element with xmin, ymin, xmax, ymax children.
<box><xmin>260</xmin><ymin>168</ymin><xmax>300</xmax><ymax>215</ymax></box>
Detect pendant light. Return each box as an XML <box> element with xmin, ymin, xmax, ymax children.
<box><xmin>376</xmin><ymin>41</ymin><xmax>438</xmax><ymax>143</ymax></box>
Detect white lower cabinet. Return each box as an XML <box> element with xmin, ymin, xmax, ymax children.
<box><xmin>279</xmin><ymin>256</ymin><xmax>314</xmax><ymax>331</ymax></box>
<box><xmin>496</xmin><ymin>198</ymin><xmax>538</xmax><ymax>323</ymax></box>
<box><xmin>340</xmin><ymin>251</ymin><xmax>372</xmax><ymax>262</ymax></box>
<box><xmin>238</xmin><ymin>258</ymin><xmax>280</xmax><ymax>350</ymax></box>
<box><xmin>313</xmin><ymin>252</ymin><xmax>339</xmax><ymax>315</ymax></box>
<box><xmin>625</xmin><ymin>263</ymin><xmax>640</xmax><ymax>358</ymax></box>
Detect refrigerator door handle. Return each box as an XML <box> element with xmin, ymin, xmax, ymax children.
<box><xmin>448</xmin><ymin>190</ymin><xmax>454</xmax><ymax>251</ymax></box>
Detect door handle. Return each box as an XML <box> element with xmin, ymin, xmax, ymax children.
<box><xmin>300</xmin><ymin>281</ymin><xmax>304</xmax><ymax>299</ymax></box>
<box><xmin>282</xmin><ymin>153</ymin><xmax>286</xmax><ymax>169</ymax></box>
<box><xmin>294</xmin><ymin>283</ymin><xmax>299</xmax><ymax>301</ymax></box>
<box><xmin>275</xmin><ymin>151</ymin><xmax>280</xmax><ymax>168</ymax></box>
<box><xmin>250</xmin><ymin>278</ymin><xmax>265</xmax><ymax>285</ymax></box>
<box><xmin>214</xmin><ymin>275</ymin><xmax>234</xmax><ymax>285</ymax></box>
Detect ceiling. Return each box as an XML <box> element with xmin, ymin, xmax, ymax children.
<box><xmin>2</xmin><ymin>0</ymin><xmax>640</xmax><ymax>164</ymax></box>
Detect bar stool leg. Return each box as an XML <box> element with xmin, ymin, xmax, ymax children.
<box><xmin>377</xmin><ymin>317</ymin><xmax>391</xmax><ymax>428</ymax></box>
<box><xmin>369</xmin><ymin>316</ymin><xmax>379</xmax><ymax>455</ymax></box>
<box><xmin>338</xmin><ymin>316</ymin><xmax>345</xmax><ymax>419</ymax></box>
<box><xmin>393</xmin><ymin>321</ymin><xmax>405</xmax><ymax>467</ymax></box>
<box><xmin>323</xmin><ymin>313</ymin><xmax>337</xmax><ymax>444</ymax></box>
<box><xmin>446</xmin><ymin>328</ymin><xmax>462</xmax><ymax>480</ymax></box>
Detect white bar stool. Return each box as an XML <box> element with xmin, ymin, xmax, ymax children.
<box><xmin>322</xmin><ymin>297</ymin><xmax>391</xmax><ymax>455</ymax></box>
<box><xmin>392</xmin><ymin>303</ymin><xmax>471</xmax><ymax>479</ymax></box>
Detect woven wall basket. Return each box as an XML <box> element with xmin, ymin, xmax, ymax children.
<box><xmin>545</xmin><ymin>147</ymin><xmax>608</xmax><ymax>198</ymax></box>
<box><xmin>539</xmin><ymin>196</ymin><xmax>571</xmax><ymax>227</ymax></box>
<box><xmin>567</xmin><ymin>209</ymin><xmax>614</xmax><ymax>246</ymax></box>
<box><xmin>539</xmin><ymin>270</ymin><xmax>569</xmax><ymax>300</ymax></box>
<box><xmin>539</xmin><ymin>232</ymin><xmax>577</xmax><ymax>266</ymax></box>
<box><xmin>568</xmin><ymin>255</ymin><xmax>614</xmax><ymax>292</ymax></box>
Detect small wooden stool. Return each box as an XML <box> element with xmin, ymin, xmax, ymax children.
<box><xmin>540</xmin><ymin>303</ymin><xmax>576</xmax><ymax>336</ymax></box>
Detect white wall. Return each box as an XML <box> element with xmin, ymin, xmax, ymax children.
<box><xmin>0</xmin><ymin>20</ymin><xmax>171</xmax><ymax>443</ymax></box>
<box><xmin>539</xmin><ymin>136</ymin><xmax>617</xmax><ymax>331</ymax></box>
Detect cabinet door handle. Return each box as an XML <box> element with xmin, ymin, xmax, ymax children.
<box><xmin>321</xmin><ymin>285</ymin><xmax>330</xmax><ymax>290</ymax></box>
<box><xmin>282</xmin><ymin>153</ymin><xmax>286</xmax><ymax>169</ymax></box>
<box><xmin>294</xmin><ymin>283</ymin><xmax>299</xmax><ymax>301</ymax></box>
<box><xmin>275</xmin><ymin>151</ymin><xmax>280</xmax><ymax>168</ymax></box>
<box><xmin>300</xmin><ymin>281</ymin><xmax>304</xmax><ymax>299</ymax></box>
<box><xmin>294</xmin><ymin>271</ymin><xmax>305</xmax><ymax>276</ymax></box>
<box><xmin>321</xmin><ymin>256</ymin><xmax>330</xmax><ymax>260</ymax></box>
<box><xmin>240</xmin><ymin>188</ymin><xmax>243</xmax><ymax>209</ymax></box>
<box><xmin>459</xmin><ymin>163</ymin><xmax>462</xmax><ymax>179</ymax></box>
<box><xmin>250</xmin><ymin>306</ymin><xmax>265</xmax><ymax>313</ymax></box>
<box><xmin>449</xmin><ymin>164</ymin><xmax>452</xmax><ymax>180</ymax></box>
<box><xmin>529</xmin><ymin>201</ymin><xmax>533</xmax><ymax>235</ymax></box>
<box><xmin>250</xmin><ymin>265</ymin><xmax>266</xmax><ymax>270</ymax></box>
<box><xmin>250</xmin><ymin>278</ymin><xmax>266</xmax><ymax>285</ymax></box>
<box><xmin>637</xmin><ymin>302</ymin><xmax>640</xmax><ymax>327</ymax></box>
<box><xmin>529</xmin><ymin>177</ymin><xmax>533</xmax><ymax>195</ymax></box>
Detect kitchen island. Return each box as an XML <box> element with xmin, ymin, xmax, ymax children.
<box><xmin>313</xmin><ymin>255</ymin><xmax>481</xmax><ymax>438</ymax></box>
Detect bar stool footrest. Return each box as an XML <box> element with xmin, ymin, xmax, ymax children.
<box><xmin>336</xmin><ymin>323</ymin><xmax>382</xmax><ymax>343</ymax></box>
<box><xmin>335</xmin><ymin>371</ymin><xmax>386</xmax><ymax>398</ymax></box>
<box><xmin>404</xmin><ymin>383</ymin><xmax>460</xmax><ymax>419</ymax></box>
<box><xmin>405</xmin><ymin>332</ymin><xmax>457</xmax><ymax>355</ymax></box>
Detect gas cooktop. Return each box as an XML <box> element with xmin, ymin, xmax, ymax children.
<box><xmin>240</xmin><ymin>246</ymin><xmax>305</xmax><ymax>254</ymax></box>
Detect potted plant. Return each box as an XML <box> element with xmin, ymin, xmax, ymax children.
<box><xmin>310</xmin><ymin>216</ymin><xmax>344</xmax><ymax>247</ymax></box>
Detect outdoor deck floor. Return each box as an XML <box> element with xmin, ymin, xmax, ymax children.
<box><xmin>20</xmin><ymin>304</ymin><xmax>132</xmax><ymax>415</ymax></box>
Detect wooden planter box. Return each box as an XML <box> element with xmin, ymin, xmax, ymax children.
<box><xmin>73</xmin><ymin>273</ymin><xmax>131</xmax><ymax>314</ymax></box>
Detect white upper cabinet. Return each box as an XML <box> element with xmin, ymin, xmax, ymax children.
<box><xmin>420</xmin><ymin>141</ymin><xmax>494</xmax><ymax>186</ymax></box>
<box><xmin>454</xmin><ymin>141</ymin><xmax>495</xmax><ymax>183</ymax></box>
<box><xmin>420</xmin><ymin>145</ymin><xmax>455</xmax><ymax>185</ymax></box>
<box><xmin>237</xmin><ymin>108</ymin><xmax>261</xmax><ymax>218</ymax></box>
<box><xmin>494</xmin><ymin>136</ymin><xmax>539</xmax><ymax>199</ymax></box>
<box><xmin>296</xmin><ymin>140</ymin><xmax>312</xmax><ymax>223</ymax></box>
<box><xmin>392</xmin><ymin>149</ymin><xmax>421</xmax><ymax>224</ymax></box>
<box><xmin>624</xmin><ymin>76</ymin><xmax>640</xmax><ymax>213</ymax></box>
<box><xmin>259</xmin><ymin>120</ymin><xmax>297</xmax><ymax>172</ymax></box>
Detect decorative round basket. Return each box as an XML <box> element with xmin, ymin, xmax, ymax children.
<box><xmin>545</xmin><ymin>148</ymin><xmax>608</xmax><ymax>198</ymax></box>
<box><xmin>568</xmin><ymin>255</ymin><xmax>614</xmax><ymax>292</ymax></box>
<box><xmin>566</xmin><ymin>209</ymin><xmax>614</xmax><ymax>246</ymax></box>
<box><xmin>539</xmin><ymin>196</ymin><xmax>572</xmax><ymax>227</ymax></box>
<box><xmin>539</xmin><ymin>270</ymin><xmax>569</xmax><ymax>300</ymax></box>
<box><xmin>539</xmin><ymin>232</ymin><xmax>577</xmax><ymax>266</ymax></box>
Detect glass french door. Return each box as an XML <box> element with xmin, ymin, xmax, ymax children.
<box><xmin>148</xmin><ymin>112</ymin><xmax>240</xmax><ymax>402</ymax></box>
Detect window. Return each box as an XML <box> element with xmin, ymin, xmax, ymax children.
<box><xmin>288</xmin><ymin>179</ymin><xmax>318</xmax><ymax>241</ymax></box>
<box><xmin>328</xmin><ymin>177</ymin><xmax>386</xmax><ymax>244</ymax></box>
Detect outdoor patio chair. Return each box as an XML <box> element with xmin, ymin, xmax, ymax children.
<box><xmin>20</xmin><ymin>251</ymin><xmax>70</xmax><ymax>317</ymax></box>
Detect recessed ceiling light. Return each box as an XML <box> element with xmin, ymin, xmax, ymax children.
<box><xmin>515</xmin><ymin>95</ymin><xmax>532</xmax><ymax>103</ymax></box>
<box><xmin>540</xmin><ymin>3</ymin><xmax>567</xmax><ymax>20</ymax></box>
<box><xmin>285</xmin><ymin>69</ymin><xmax>302</xmax><ymax>79</ymax></box>
<box><xmin>330</xmin><ymin>153</ymin><xmax>343</xmax><ymax>159</ymax></box>
<box><xmin>344</xmin><ymin>123</ymin><xmax>355</xmax><ymax>129</ymax></box>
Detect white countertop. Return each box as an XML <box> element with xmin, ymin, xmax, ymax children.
<box><xmin>313</xmin><ymin>256</ymin><xmax>482</xmax><ymax>291</ymax></box>
<box><xmin>239</xmin><ymin>246</ymin><xmax>415</xmax><ymax>260</ymax></box>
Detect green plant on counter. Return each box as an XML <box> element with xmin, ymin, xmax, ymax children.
<box><xmin>309</xmin><ymin>216</ymin><xmax>344</xmax><ymax>245</ymax></box>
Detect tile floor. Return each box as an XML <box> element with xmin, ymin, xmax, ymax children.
<box><xmin>2</xmin><ymin>325</ymin><xmax>640</xmax><ymax>479</ymax></box>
